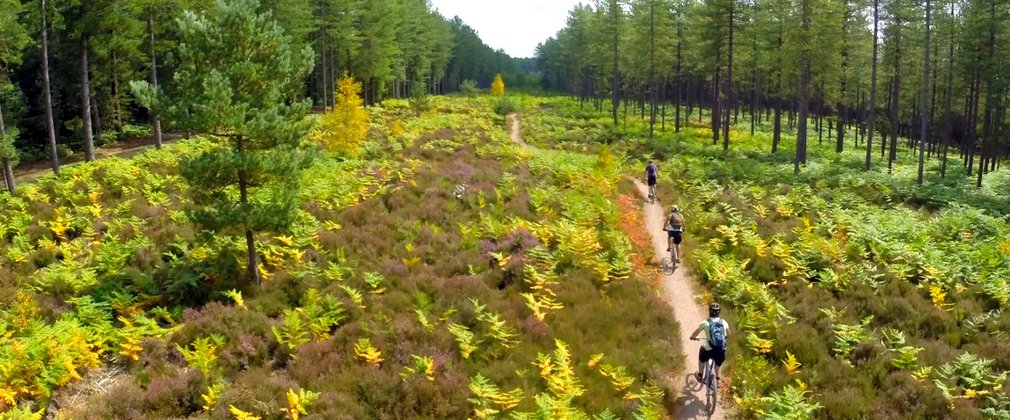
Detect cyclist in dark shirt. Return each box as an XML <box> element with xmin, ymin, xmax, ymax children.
<box><xmin>645</xmin><ymin>161</ymin><xmax>658</xmax><ymax>201</ymax></box>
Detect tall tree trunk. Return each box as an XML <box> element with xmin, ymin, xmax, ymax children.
<box><xmin>80</xmin><ymin>36</ymin><xmax>95</xmax><ymax>162</ymax></box>
<box><xmin>0</xmin><ymin>101</ymin><xmax>15</xmax><ymax>194</ymax></box>
<box><xmin>91</xmin><ymin>90</ymin><xmax>102</xmax><ymax>140</ymax></box>
<box><xmin>978</xmin><ymin>1</ymin><xmax>997</xmax><ymax>187</ymax></box>
<box><xmin>750</xmin><ymin>12</ymin><xmax>759</xmax><ymax>139</ymax></box>
<box><xmin>611</xmin><ymin>2</ymin><xmax>621</xmax><ymax>127</ymax></box>
<box><xmin>917</xmin><ymin>0</ymin><xmax>931</xmax><ymax>184</ymax></box>
<box><xmin>113</xmin><ymin>54</ymin><xmax>124</xmax><ymax>132</ymax></box>
<box><xmin>237</xmin><ymin>135</ymin><xmax>260</xmax><ymax>284</ymax></box>
<box><xmin>713</xmin><ymin>65</ymin><xmax>721</xmax><ymax>145</ymax></box>
<box><xmin>796</xmin><ymin>0</ymin><xmax>811</xmax><ymax>175</ymax></box>
<box><xmin>866</xmin><ymin>0</ymin><xmax>879</xmax><ymax>170</ymax></box>
<box><xmin>648</xmin><ymin>0</ymin><xmax>657</xmax><ymax>138</ymax></box>
<box><xmin>773</xmin><ymin>34</ymin><xmax>783</xmax><ymax>153</ymax></box>
<box><xmin>148</xmin><ymin>13</ymin><xmax>163</xmax><ymax>148</ymax></box>
<box><xmin>321</xmin><ymin>46</ymin><xmax>330</xmax><ymax>110</ymax></box>
<box><xmin>889</xmin><ymin>42</ymin><xmax>901</xmax><ymax>173</ymax></box>
<box><xmin>41</xmin><ymin>0</ymin><xmax>60</xmax><ymax>175</ymax></box>
<box><xmin>723</xmin><ymin>5</ymin><xmax>734</xmax><ymax>150</ymax></box>
<box><xmin>940</xmin><ymin>7</ymin><xmax>954</xmax><ymax>178</ymax></box>
<box><xmin>675</xmin><ymin>24</ymin><xmax>683</xmax><ymax>132</ymax></box>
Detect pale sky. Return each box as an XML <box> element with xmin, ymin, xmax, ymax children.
<box><xmin>429</xmin><ymin>0</ymin><xmax>585</xmax><ymax>58</ymax></box>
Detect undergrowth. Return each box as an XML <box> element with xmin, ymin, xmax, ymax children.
<box><xmin>523</xmin><ymin>97</ymin><xmax>1010</xmax><ymax>419</ymax></box>
<box><xmin>1</xmin><ymin>96</ymin><xmax>682</xmax><ymax>418</ymax></box>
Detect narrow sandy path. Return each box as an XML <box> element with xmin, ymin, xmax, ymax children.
<box><xmin>506</xmin><ymin>113</ymin><xmax>728</xmax><ymax>418</ymax></box>
<box><xmin>632</xmin><ymin>179</ymin><xmax>728</xmax><ymax>419</ymax></box>
<box><xmin>14</xmin><ymin>136</ymin><xmax>182</xmax><ymax>184</ymax></box>
<box><xmin>506</xmin><ymin>113</ymin><xmax>526</xmax><ymax>146</ymax></box>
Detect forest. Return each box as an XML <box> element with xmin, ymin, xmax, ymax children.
<box><xmin>0</xmin><ymin>0</ymin><xmax>1009</xmax><ymax>418</ymax></box>
<box><xmin>0</xmin><ymin>0</ymin><xmax>535</xmax><ymax>191</ymax></box>
<box><xmin>536</xmin><ymin>0</ymin><xmax>1009</xmax><ymax>185</ymax></box>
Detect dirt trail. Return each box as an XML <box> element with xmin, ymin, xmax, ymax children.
<box><xmin>13</xmin><ymin>136</ymin><xmax>181</xmax><ymax>184</ymax></box>
<box><xmin>505</xmin><ymin>113</ymin><xmax>728</xmax><ymax>418</ymax></box>
<box><xmin>632</xmin><ymin>179</ymin><xmax>728</xmax><ymax>419</ymax></box>
<box><xmin>506</xmin><ymin>113</ymin><xmax>526</xmax><ymax>146</ymax></box>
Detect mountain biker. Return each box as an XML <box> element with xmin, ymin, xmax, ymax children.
<box><xmin>665</xmin><ymin>205</ymin><xmax>685</xmax><ymax>260</ymax></box>
<box><xmin>690</xmin><ymin>303</ymin><xmax>729</xmax><ymax>383</ymax></box>
<box><xmin>645</xmin><ymin>161</ymin><xmax>658</xmax><ymax>199</ymax></box>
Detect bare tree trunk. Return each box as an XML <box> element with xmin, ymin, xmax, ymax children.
<box><xmin>796</xmin><ymin>0</ymin><xmax>811</xmax><ymax>175</ymax></box>
<box><xmin>149</xmin><ymin>13</ymin><xmax>163</xmax><ymax>148</ymax></box>
<box><xmin>0</xmin><ymin>101</ymin><xmax>15</xmax><ymax>194</ymax></box>
<box><xmin>648</xmin><ymin>0</ymin><xmax>657</xmax><ymax>138</ymax></box>
<box><xmin>866</xmin><ymin>0</ymin><xmax>879</xmax><ymax>170</ymax></box>
<box><xmin>675</xmin><ymin>24</ymin><xmax>683</xmax><ymax>132</ymax></box>
<box><xmin>91</xmin><ymin>91</ymin><xmax>102</xmax><ymax>140</ymax></box>
<box><xmin>940</xmin><ymin>12</ymin><xmax>953</xmax><ymax>178</ymax></box>
<box><xmin>41</xmin><ymin>0</ymin><xmax>60</xmax><ymax>175</ymax></box>
<box><xmin>917</xmin><ymin>0</ymin><xmax>931</xmax><ymax>184</ymax></box>
<box><xmin>978</xmin><ymin>1</ymin><xmax>997</xmax><ymax>187</ymax></box>
<box><xmin>237</xmin><ymin>134</ymin><xmax>260</xmax><ymax>284</ymax></box>
<box><xmin>773</xmin><ymin>33</ymin><xmax>783</xmax><ymax>153</ymax></box>
<box><xmin>723</xmin><ymin>5</ymin><xmax>734</xmax><ymax>150</ymax></box>
<box><xmin>80</xmin><ymin>36</ymin><xmax>96</xmax><ymax>161</ymax></box>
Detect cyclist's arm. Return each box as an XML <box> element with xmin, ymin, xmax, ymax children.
<box><xmin>689</xmin><ymin>326</ymin><xmax>703</xmax><ymax>340</ymax></box>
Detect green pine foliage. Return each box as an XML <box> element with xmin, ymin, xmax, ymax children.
<box><xmin>132</xmin><ymin>0</ymin><xmax>314</xmax><ymax>283</ymax></box>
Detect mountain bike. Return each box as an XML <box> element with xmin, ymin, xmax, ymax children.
<box><xmin>647</xmin><ymin>184</ymin><xmax>657</xmax><ymax>205</ymax></box>
<box><xmin>661</xmin><ymin>231</ymin><xmax>679</xmax><ymax>275</ymax></box>
<box><xmin>690</xmin><ymin>338</ymin><xmax>719</xmax><ymax>415</ymax></box>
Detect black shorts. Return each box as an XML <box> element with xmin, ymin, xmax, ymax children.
<box><xmin>699</xmin><ymin>346</ymin><xmax>726</xmax><ymax>367</ymax></box>
<box><xmin>647</xmin><ymin>176</ymin><xmax>657</xmax><ymax>186</ymax></box>
<box><xmin>667</xmin><ymin>230</ymin><xmax>683</xmax><ymax>244</ymax></box>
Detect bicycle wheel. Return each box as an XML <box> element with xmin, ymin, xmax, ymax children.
<box><xmin>660</xmin><ymin>257</ymin><xmax>674</xmax><ymax>275</ymax></box>
<box><xmin>670</xmin><ymin>247</ymin><xmax>678</xmax><ymax>272</ymax></box>
<box><xmin>706</xmin><ymin>364</ymin><xmax>717</xmax><ymax>415</ymax></box>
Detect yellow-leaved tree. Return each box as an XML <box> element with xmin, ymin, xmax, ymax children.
<box><xmin>491</xmin><ymin>74</ymin><xmax>505</xmax><ymax>96</ymax></box>
<box><xmin>314</xmin><ymin>75</ymin><xmax>369</xmax><ymax>156</ymax></box>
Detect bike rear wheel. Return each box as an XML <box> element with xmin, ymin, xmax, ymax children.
<box><xmin>660</xmin><ymin>257</ymin><xmax>674</xmax><ymax>275</ymax></box>
<box><xmin>705</xmin><ymin>362</ymin><xmax>717</xmax><ymax>414</ymax></box>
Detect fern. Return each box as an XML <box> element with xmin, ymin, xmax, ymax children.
<box><xmin>229</xmin><ymin>405</ymin><xmax>261</xmax><ymax>420</ymax></box>
<box><xmin>177</xmin><ymin>335</ymin><xmax>223</xmax><ymax>378</ymax></box>
<box><xmin>339</xmin><ymin>285</ymin><xmax>365</xmax><ymax>309</ymax></box>
<box><xmin>447</xmin><ymin>323</ymin><xmax>479</xmax><ymax>359</ymax></box>
<box><xmin>353</xmin><ymin>338</ymin><xmax>383</xmax><ymax>366</ymax></box>
<box><xmin>782</xmin><ymin>351</ymin><xmax>802</xmax><ymax>375</ymax></box>
<box><xmin>202</xmin><ymin>381</ymin><xmax>226</xmax><ymax>411</ymax></box>
<box><xmin>283</xmin><ymin>388</ymin><xmax>320</xmax><ymax>420</ymax></box>
<box><xmin>401</xmin><ymin>355</ymin><xmax>436</xmax><ymax>381</ymax></box>
<box><xmin>363</xmin><ymin>272</ymin><xmax>387</xmax><ymax>294</ymax></box>
<box><xmin>272</xmin><ymin>309</ymin><xmax>310</xmax><ymax>355</ymax></box>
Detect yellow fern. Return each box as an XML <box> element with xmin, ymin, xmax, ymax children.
<box><xmin>354</xmin><ymin>338</ymin><xmax>383</xmax><ymax>366</ymax></box>
<box><xmin>229</xmin><ymin>405</ymin><xmax>261</xmax><ymax>420</ymax></box>
<box><xmin>783</xmin><ymin>351</ymin><xmax>802</xmax><ymax>374</ymax></box>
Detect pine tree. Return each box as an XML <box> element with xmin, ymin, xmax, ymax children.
<box><xmin>40</xmin><ymin>0</ymin><xmax>61</xmax><ymax>175</ymax></box>
<box><xmin>0</xmin><ymin>0</ymin><xmax>30</xmax><ymax>194</ymax></box>
<box><xmin>131</xmin><ymin>0</ymin><xmax>315</xmax><ymax>284</ymax></box>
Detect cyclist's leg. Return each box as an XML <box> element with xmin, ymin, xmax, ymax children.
<box><xmin>667</xmin><ymin>231</ymin><xmax>674</xmax><ymax>251</ymax></box>
<box><xmin>713</xmin><ymin>349</ymin><xmax>726</xmax><ymax>380</ymax></box>
<box><xmin>673</xmin><ymin>231</ymin><xmax>684</xmax><ymax>262</ymax></box>
<box><xmin>696</xmin><ymin>346</ymin><xmax>709</xmax><ymax>381</ymax></box>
